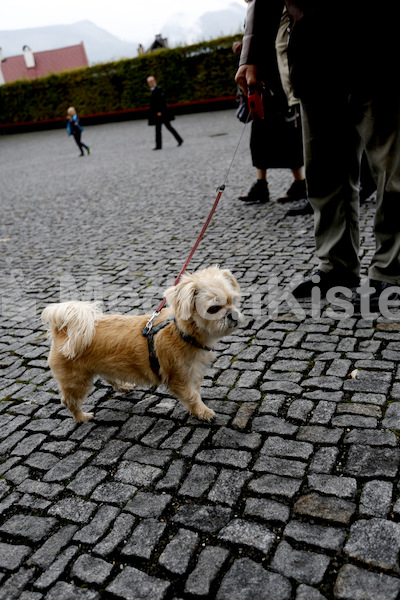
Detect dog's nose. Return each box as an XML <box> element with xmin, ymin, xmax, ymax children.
<box><xmin>228</xmin><ymin>310</ymin><xmax>239</xmax><ymax>326</ymax></box>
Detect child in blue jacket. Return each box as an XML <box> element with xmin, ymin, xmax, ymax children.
<box><xmin>67</xmin><ymin>107</ymin><xmax>90</xmax><ymax>156</ymax></box>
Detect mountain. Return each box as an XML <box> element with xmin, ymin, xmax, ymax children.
<box><xmin>0</xmin><ymin>4</ymin><xmax>246</xmax><ymax>66</ymax></box>
<box><xmin>0</xmin><ymin>21</ymin><xmax>140</xmax><ymax>65</ymax></box>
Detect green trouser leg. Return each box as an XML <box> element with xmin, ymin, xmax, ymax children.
<box><xmin>301</xmin><ymin>89</ymin><xmax>400</xmax><ymax>285</ymax></box>
<box><xmin>357</xmin><ymin>95</ymin><xmax>400</xmax><ymax>284</ymax></box>
<box><xmin>301</xmin><ymin>94</ymin><xmax>361</xmax><ymax>278</ymax></box>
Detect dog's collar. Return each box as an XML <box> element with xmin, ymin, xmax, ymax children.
<box><xmin>142</xmin><ymin>315</ymin><xmax>213</xmax><ymax>377</ymax></box>
<box><xmin>173</xmin><ymin>322</ymin><xmax>213</xmax><ymax>352</ymax></box>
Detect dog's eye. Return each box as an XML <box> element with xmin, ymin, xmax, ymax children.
<box><xmin>207</xmin><ymin>305</ymin><xmax>222</xmax><ymax>314</ymax></box>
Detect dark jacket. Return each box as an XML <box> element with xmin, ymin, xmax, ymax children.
<box><xmin>240</xmin><ymin>0</ymin><xmax>397</xmax><ymax>99</ymax></box>
<box><xmin>66</xmin><ymin>114</ymin><xmax>83</xmax><ymax>136</ymax></box>
<box><xmin>148</xmin><ymin>85</ymin><xmax>173</xmax><ymax>126</ymax></box>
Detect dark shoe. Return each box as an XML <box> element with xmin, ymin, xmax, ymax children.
<box><xmin>153</xmin><ymin>147</ymin><xmax>161</xmax><ymax>151</ymax></box>
<box><xmin>79</xmin><ymin>153</ymin><xmax>84</xmax><ymax>157</ymax></box>
<box><xmin>286</xmin><ymin>200</ymin><xmax>313</xmax><ymax>216</ymax></box>
<box><xmin>293</xmin><ymin>269</ymin><xmax>360</xmax><ymax>299</ymax></box>
<box><xmin>278</xmin><ymin>179</ymin><xmax>307</xmax><ymax>203</ymax></box>
<box><xmin>353</xmin><ymin>279</ymin><xmax>400</xmax><ymax>314</ymax></box>
<box><xmin>238</xmin><ymin>180</ymin><xmax>269</xmax><ymax>203</ymax></box>
<box><xmin>177</xmin><ymin>140</ymin><xmax>183</xmax><ymax>146</ymax></box>
<box><xmin>87</xmin><ymin>147</ymin><xmax>91</xmax><ymax>155</ymax></box>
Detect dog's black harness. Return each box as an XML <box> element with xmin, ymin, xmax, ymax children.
<box><xmin>142</xmin><ymin>315</ymin><xmax>213</xmax><ymax>377</ymax></box>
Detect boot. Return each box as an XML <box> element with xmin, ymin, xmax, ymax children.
<box><xmin>238</xmin><ymin>180</ymin><xmax>269</xmax><ymax>203</ymax></box>
<box><xmin>277</xmin><ymin>179</ymin><xmax>307</xmax><ymax>203</ymax></box>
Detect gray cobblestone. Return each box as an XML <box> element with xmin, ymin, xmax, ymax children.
<box><xmin>2</xmin><ymin>112</ymin><xmax>400</xmax><ymax>598</ymax></box>
<box><xmin>334</xmin><ymin>564</ymin><xmax>400</xmax><ymax>600</ymax></box>
<box><xmin>308</xmin><ymin>446</ymin><xmax>339</xmax><ymax>474</ymax></box>
<box><xmin>67</xmin><ymin>466</ymin><xmax>107</xmax><ymax>495</ymax></box>
<box><xmin>244</xmin><ymin>497</ymin><xmax>290</xmax><ymax>523</ymax></box>
<box><xmin>179</xmin><ymin>464</ymin><xmax>217</xmax><ymax>498</ymax></box>
<box><xmin>261</xmin><ymin>435</ymin><xmax>313</xmax><ymax>460</ymax></box>
<box><xmin>208</xmin><ymin>469</ymin><xmax>251</xmax><ymax>506</ymax></box>
<box><xmin>0</xmin><ymin>515</ymin><xmax>56</xmax><ymax>542</ymax></box>
<box><xmin>254</xmin><ymin>455</ymin><xmax>307</xmax><ymax>478</ymax></box>
<box><xmin>0</xmin><ymin>568</ymin><xmax>35</xmax><ymax>600</ymax></box>
<box><xmin>217</xmin><ymin>557</ymin><xmax>291</xmax><ymax>600</ymax></box>
<box><xmin>124</xmin><ymin>492</ymin><xmax>172</xmax><ymax>518</ymax></box>
<box><xmin>231</xmin><ymin>402</ymin><xmax>258</xmax><ymax>429</ymax></box>
<box><xmin>43</xmin><ymin>581</ymin><xmax>100</xmax><ymax>599</ymax></box>
<box><xmin>212</xmin><ymin>426</ymin><xmax>261</xmax><ymax>450</ymax></box>
<box><xmin>34</xmin><ymin>546</ymin><xmax>78</xmax><ymax>590</ymax></box>
<box><xmin>0</xmin><ymin>542</ymin><xmax>31</xmax><ymax>570</ymax></box>
<box><xmin>249</xmin><ymin>474</ymin><xmax>302</xmax><ymax>499</ymax></box>
<box><xmin>71</xmin><ymin>553</ymin><xmax>113</xmax><ymax>585</ymax></box>
<box><xmin>295</xmin><ymin>585</ymin><xmax>326</xmax><ymax>600</ymax></box>
<box><xmin>359</xmin><ymin>480</ymin><xmax>393</xmax><ymax>517</ymax></box>
<box><xmin>122</xmin><ymin>518</ymin><xmax>166</xmax><ymax>560</ymax></box>
<box><xmin>344</xmin><ymin>518</ymin><xmax>400</xmax><ymax>571</ymax></box>
<box><xmin>158</xmin><ymin>528</ymin><xmax>199</xmax><ymax>574</ymax></box>
<box><xmin>196</xmin><ymin>448</ymin><xmax>251</xmax><ymax>468</ymax></box>
<box><xmin>271</xmin><ymin>540</ymin><xmax>330</xmax><ymax>585</ymax></box>
<box><xmin>24</xmin><ymin>452</ymin><xmax>59</xmax><ymax>471</ymax></box>
<box><xmin>172</xmin><ymin>503</ymin><xmax>232</xmax><ymax>532</ymax></box>
<box><xmin>284</xmin><ymin>520</ymin><xmax>346</xmax><ymax>552</ymax></box>
<box><xmin>114</xmin><ymin>460</ymin><xmax>163</xmax><ymax>487</ymax></box>
<box><xmin>28</xmin><ymin>524</ymin><xmax>78</xmax><ymax>568</ymax></box>
<box><xmin>156</xmin><ymin>459</ymin><xmax>186</xmax><ymax>491</ymax></box>
<box><xmin>344</xmin><ymin>444</ymin><xmax>400</xmax><ymax>478</ymax></box>
<box><xmin>184</xmin><ymin>546</ymin><xmax>229</xmax><ymax>596</ymax></box>
<box><xmin>107</xmin><ymin>566</ymin><xmax>170</xmax><ymax>600</ymax></box>
<box><xmin>307</xmin><ymin>474</ymin><xmax>357</xmax><ymax>499</ymax></box>
<box><xmin>294</xmin><ymin>493</ymin><xmax>356</xmax><ymax>525</ymax></box>
<box><xmin>42</xmin><ymin>450</ymin><xmax>92</xmax><ymax>482</ymax></box>
<box><xmin>93</xmin><ymin>512</ymin><xmax>135</xmax><ymax>557</ymax></box>
<box><xmin>73</xmin><ymin>505</ymin><xmax>120</xmax><ymax>544</ymax></box>
<box><xmin>218</xmin><ymin>518</ymin><xmax>275</xmax><ymax>554</ymax></box>
<box><xmin>123</xmin><ymin>444</ymin><xmax>172</xmax><ymax>466</ymax></box>
<box><xmin>91</xmin><ymin>481</ymin><xmax>138</xmax><ymax>505</ymax></box>
<box><xmin>48</xmin><ymin>498</ymin><xmax>97</xmax><ymax>523</ymax></box>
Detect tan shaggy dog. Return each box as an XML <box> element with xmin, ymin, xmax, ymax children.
<box><xmin>41</xmin><ymin>267</ymin><xmax>245</xmax><ymax>423</ymax></box>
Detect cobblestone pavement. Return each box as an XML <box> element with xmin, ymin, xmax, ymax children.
<box><xmin>1</xmin><ymin>109</ymin><xmax>400</xmax><ymax>599</ymax></box>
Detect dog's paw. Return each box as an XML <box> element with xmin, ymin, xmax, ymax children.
<box><xmin>194</xmin><ymin>406</ymin><xmax>216</xmax><ymax>422</ymax></box>
<box><xmin>74</xmin><ymin>411</ymin><xmax>94</xmax><ymax>423</ymax></box>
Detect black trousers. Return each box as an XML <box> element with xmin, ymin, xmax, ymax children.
<box><xmin>73</xmin><ymin>131</ymin><xmax>89</xmax><ymax>154</ymax></box>
<box><xmin>155</xmin><ymin>118</ymin><xmax>183</xmax><ymax>149</ymax></box>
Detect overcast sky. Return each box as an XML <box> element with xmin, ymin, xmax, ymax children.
<box><xmin>1</xmin><ymin>0</ymin><xmax>244</xmax><ymax>43</ymax></box>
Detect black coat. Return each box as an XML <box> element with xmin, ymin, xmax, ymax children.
<box><xmin>240</xmin><ymin>0</ymin><xmax>397</xmax><ymax>100</ymax></box>
<box><xmin>148</xmin><ymin>85</ymin><xmax>174</xmax><ymax>125</ymax></box>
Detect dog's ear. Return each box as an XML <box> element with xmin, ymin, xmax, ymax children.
<box><xmin>221</xmin><ymin>269</ymin><xmax>240</xmax><ymax>293</ymax></box>
<box><xmin>164</xmin><ymin>279</ymin><xmax>197</xmax><ymax>320</ymax></box>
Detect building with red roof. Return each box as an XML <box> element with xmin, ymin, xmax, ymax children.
<box><xmin>0</xmin><ymin>42</ymin><xmax>88</xmax><ymax>84</ymax></box>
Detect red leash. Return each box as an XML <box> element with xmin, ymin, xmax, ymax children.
<box><xmin>144</xmin><ymin>110</ymin><xmax>251</xmax><ymax>333</ymax></box>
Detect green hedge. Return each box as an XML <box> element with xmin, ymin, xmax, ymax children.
<box><xmin>0</xmin><ymin>35</ymin><xmax>241</xmax><ymax>125</ymax></box>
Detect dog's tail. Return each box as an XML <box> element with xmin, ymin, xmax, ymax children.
<box><xmin>41</xmin><ymin>301</ymin><xmax>103</xmax><ymax>360</ymax></box>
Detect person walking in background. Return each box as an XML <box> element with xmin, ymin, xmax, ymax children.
<box><xmin>147</xmin><ymin>75</ymin><xmax>183</xmax><ymax>150</ymax></box>
<box><xmin>236</xmin><ymin>9</ymin><xmax>308</xmax><ymax>211</ymax></box>
<box><xmin>66</xmin><ymin>107</ymin><xmax>90</xmax><ymax>157</ymax></box>
<box><xmin>236</xmin><ymin>0</ymin><xmax>400</xmax><ymax>312</ymax></box>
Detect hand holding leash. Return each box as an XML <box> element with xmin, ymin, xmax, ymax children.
<box><xmin>248</xmin><ymin>86</ymin><xmax>264</xmax><ymax>121</ymax></box>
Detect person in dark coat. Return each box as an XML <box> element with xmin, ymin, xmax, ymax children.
<box><xmin>147</xmin><ymin>76</ymin><xmax>183</xmax><ymax>150</ymax></box>
<box><xmin>236</xmin><ymin>0</ymin><xmax>400</xmax><ymax>313</ymax></box>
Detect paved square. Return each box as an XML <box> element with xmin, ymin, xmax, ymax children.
<box><xmin>0</xmin><ymin>110</ymin><xmax>399</xmax><ymax>598</ymax></box>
